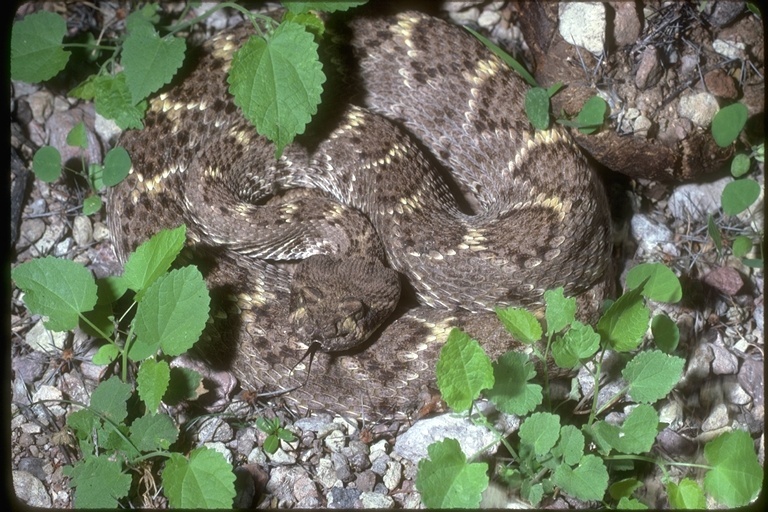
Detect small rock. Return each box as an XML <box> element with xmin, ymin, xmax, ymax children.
<box><xmin>444</xmin><ymin>6</ymin><xmax>480</xmax><ymax>25</ymax></box>
<box><xmin>53</xmin><ymin>238</ymin><xmax>73</xmax><ymax>257</ymax></box>
<box><xmin>268</xmin><ymin>447</ymin><xmax>297</xmax><ymax>465</ymax></box>
<box><xmin>331</xmin><ymin>452</ymin><xmax>354</xmax><ymax>483</ymax></box>
<box><xmin>24</xmin><ymin>320</ymin><xmax>68</xmax><ymax>354</ymax></box>
<box><xmin>360</xmin><ymin>491</ymin><xmax>395</xmax><ymax>509</ymax></box>
<box><xmin>712</xmin><ymin>38</ymin><xmax>746</xmax><ymax>60</ymax></box>
<box><xmin>635</xmin><ymin>46</ymin><xmax>663</xmax><ymax>90</ymax></box>
<box><xmin>702</xmin><ymin>266</ymin><xmax>744</xmax><ymax>296</ymax></box>
<box><xmin>559</xmin><ymin>2</ymin><xmax>606</xmax><ymax>56</ymax></box>
<box><xmin>247</xmin><ymin>447</ymin><xmax>267</xmax><ymax>465</ymax></box>
<box><xmin>294</xmin><ymin>414</ymin><xmax>334</xmax><ymax>433</ymax></box>
<box><xmin>26</xmin><ymin>91</ymin><xmax>54</xmax><ymax>124</ymax></box>
<box><xmin>316</xmin><ymin>457</ymin><xmax>342</xmax><ymax>489</ymax></box>
<box><xmin>266</xmin><ymin>465</ymin><xmax>319</xmax><ymax>507</ymax></box>
<box><xmin>17</xmin><ymin>218</ymin><xmax>46</xmax><ymax>249</ymax></box>
<box><xmin>328</xmin><ymin>487</ymin><xmax>361</xmax><ymax>509</ymax></box>
<box><xmin>94</xmin><ymin>113</ymin><xmax>123</xmax><ymax>145</ymax></box>
<box><xmin>13</xmin><ymin>470</ymin><xmax>51</xmax><ymax>508</ymax></box>
<box><xmin>72</xmin><ymin>215</ymin><xmax>93</xmax><ymax>247</ymax></box>
<box><xmin>197</xmin><ymin>417</ymin><xmax>233</xmax><ymax>443</ymax></box>
<box><xmin>738</xmin><ymin>358</ymin><xmax>764</xmax><ymax>404</ymax></box>
<box><xmin>332</xmin><ymin>416</ymin><xmax>358</xmax><ymax>436</ymax></box>
<box><xmin>677</xmin><ymin>91</ymin><xmax>720</xmax><ymax>127</ymax></box>
<box><xmin>343</xmin><ymin>440</ymin><xmax>371</xmax><ymax>471</ymax></box>
<box><xmin>32</xmin><ymin>221</ymin><xmax>66</xmax><ymax>256</ymax></box>
<box><xmin>703</xmin><ymin>1</ymin><xmax>745</xmax><ymax>27</ymax></box>
<box><xmin>704</xmin><ymin>69</ymin><xmax>739</xmax><ymax>99</ymax></box>
<box><xmin>667</xmin><ymin>177</ymin><xmax>731</xmax><ymax>222</ymax></box>
<box><xmin>477</xmin><ymin>10</ymin><xmax>500</xmax><ymax>29</ymax></box>
<box><xmin>633</xmin><ymin>115</ymin><xmax>652</xmax><ymax>137</ymax></box>
<box><xmin>32</xmin><ymin>385</ymin><xmax>66</xmax><ymax>417</ymax></box>
<box><xmin>630</xmin><ymin>213</ymin><xmax>678</xmax><ymax>257</ymax></box>
<box><xmin>12</xmin><ymin>351</ymin><xmax>47</xmax><ymax>385</ymax></box>
<box><xmin>381</xmin><ymin>460</ymin><xmax>402</xmax><ymax>491</ymax></box>
<box><xmin>324</xmin><ymin>428</ymin><xmax>346</xmax><ymax>453</ymax></box>
<box><xmin>723</xmin><ymin>376</ymin><xmax>752</xmax><ymax>405</ymax></box>
<box><xmin>92</xmin><ymin>221</ymin><xmax>111</xmax><ymax>242</ymax></box>
<box><xmin>234</xmin><ymin>427</ymin><xmax>257</xmax><ymax>457</ymax></box>
<box><xmin>370</xmin><ymin>454</ymin><xmax>390</xmax><ymax>476</ymax></box>
<box><xmin>702</xmin><ymin>403</ymin><xmax>730</xmax><ymax>431</ymax></box>
<box><xmin>610</xmin><ymin>1</ymin><xmax>642</xmax><ymax>47</ymax></box>
<box><xmin>354</xmin><ymin>470</ymin><xmax>378</xmax><ymax>492</ymax></box>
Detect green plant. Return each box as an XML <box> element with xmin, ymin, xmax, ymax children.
<box><xmin>256</xmin><ymin>416</ymin><xmax>297</xmax><ymax>454</ymax></box>
<box><xmin>707</xmin><ymin>102</ymin><xmax>763</xmax><ymax>268</ymax></box>
<box><xmin>415</xmin><ymin>263</ymin><xmax>763</xmax><ymax>508</ymax></box>
<box><xmin>11</xmin><ymin>225</ymin><xmax>240</xmax><ymax>508</ymax></box>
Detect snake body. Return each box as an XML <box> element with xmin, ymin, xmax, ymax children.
<box><xmin>108</xmin><ymin>10</ymin><xmax>613</xmax><ymax>420</ymax></box>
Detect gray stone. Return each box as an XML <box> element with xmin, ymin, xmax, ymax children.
<box><xmin>32</xmin><ymin>385</ymin><xmax>66</xmax><ymax>417</ymax></box>
<box><xmin>324</xmin><ymin>428</ymin><xmax>346</xmax><ymax>453</ymax></box>
<box><xmin>393</xmin><ymin>412</ymin><xmax>497</xmax><ymax>464</ymax></box>
<box><xmin>32</xmin><ymin>221</ymin><xmax>66</xmax><ymax>256</ymax></box>
<box><xmin>203</xmin><ymin>442</ymin><xmax>232</xmax><ymax>464</ymax></box>
<box><xmin>12</xmin><ymin>470</ymin><xmax>51</xmax><ymax>508</ymax></box>
<box><xmin>316</xmin><ymin>457</ymin><xmax>342</xmax><ymax>489</ymax></box>
<box><xmin>559</xmin><ymin>2</ymin><xmax>606</xmax><ymax>56</ymax></box>
<box><xmin>712</xmin><ymin>38</ymin><xmax>746</xmax><ymax>60</ymax></box>
<box><xmin>294</xmin><ymin>414</ymin><xmax>334</xmax><ymax>433</ymax></box>
<box><xmin>633</xmin><ymin>115</ymin><xmax>652</xmax><ymax>137</ymax></box>
<box><xmin>72</xmin><ymin>215</ymin><xmax>93</xmax><ymax>247</ymax></box>
<box><xmin>723</xmin><ymin>376</ymin><xmax>752</xmax><ymax>405</ymax></box>
<box><xmin>361</xmin><ymin>491</ymin><xmax>395</xmax><ymax>508</ymax></box>
<box><xmin>635</xmin><ymin>46</ymin><xmax>663</xmax><ymax>90</ymax></box>
<box><xmin>630</xmin><ymin>213</ymin><xmax>678</xmax><ymax>257</ymax></box>
<box><xmin>382</xmin><ymin>460</ymin><xmax>403</xmax><ymax>491</ymax></box>
<box><xmin>53</xmin><ymin>238</ymin><xmax>73</xmax><ymax>257</ymax></box>
<box><xmin>328</xmin><ymin>487</ymin><xmax>361</xmax><ymax>509</ymax></box>
<box><xmin>354</xmin><ymin>470</ymin><xmax>378</xmax><ymax>492</ymax></box>
<box><xmin>266</xmin><ymin>465</ymin><xmax>319</xmax><ymax>507</ymax></box>
<box><xmin>17</xmin><ymin>218</ymin><xmax>46</xmax><ymax>249</ymax></box>
<box><xmin>477</xmin><ymin>10</ymin><xmax>500</xmax><ymax>29</ymax></box>
<box><xmin>267</xmin><ymin>447</ymin><xmax>297</xmax><ymax>465</ymax></box>
<box><xmin>610</xmin><ymin>1</ymin><xmax>642</xmax><ymax>47</ymax></box>
<box><xmin>702</xmin><ymin>403</ymin><xmax>730</xmax><ymax>431</ymax></box>
<box><xmin>197</xmin><ymin>416</ymin><xmax>233</xmax><ymax>443</ymax></box>
<box><xmin>668</xmin><ymin>177</ymin><xmax>731</xmax><ymax>223</ymax></box>
<box><xmin>331</xmin><ymin>451</ymin><xmax>354</xmax><ymax>483</ymax></box>
<box><xmin>24</xmin><ymin>320</ymin><xmax>67</xmax><ymax>354</ymax></box>
<box><xmin>677</xmin><ymin>92</ymin><xmax>720</xmax><ymax>127</ymax></box>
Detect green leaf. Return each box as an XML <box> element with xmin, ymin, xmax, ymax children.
<box><xmin>597</xmin><ymin>286</ymin><xmax>649</xmax><ymax>352</ymax></box>
<box><xmin>11</xmin><ymin>11</ymin><xmax>71</xmax><ymax>82</ymax></box>
<box><xmin>525</xmin><ymin>87</ymin><xmax>551</xmax><ymax>130</ymax></box>
<box><xmin>554</xmin><ymin>425</ymin><xmax>585</xmax><ymax>466</ymax></box>
<box><xmin>609</xmin><ymin>478</ymin><xmax>643</xmax><ymax>500</ymax></box>
<box><xmin>12</xmin><ymin>257</ymin><xmax>98</xmax><ymax>331</ymax></box>
<box><xmin>32</xmin><ymin>146</ymin><xmax>62</xmax><ymax>183</ymax></box>
<box><xmin>228</xmin><ymin>22</ymin><xmax>325</xmax><ymax>158</ymax></box>
<box><xmin>711</xmin><ymin>103</ymin><xmax>748</xmax><ymax>147</ymax></box>
<box><xmin>752</xmin><ymin>142</ymin><xmax>764</xmax><ymax>162</ymax></box>
<box><xmin>435</xmin><ymin>329</ymin><xmax>494</xmax><ymax>412</ymax></box>
<box><xmin>282</xmin><ymin>11</ymin><xmax>326</xmax><ymax>37</ymax></box>
<box><xmin>122</xmin><ymin>225</ymin><xmax>187</xmax><ymax>299</ymax></box>
<box><xmin>721</xmin><ymin>179</ymin><xmax>761</xmax><ymax>215</ymax></box>
<box><xmin>616</xmin><ymin>497</ymin><xmax>648</xmax><ymax>509</ymax></box>
<box><xmin>66</xmin><ymin>122</ymin><xmax>88</xmax><ymax>149</ymax></box>
<box><xmin>163</xmin><ymin>447</ymin><xmax>236</xmax><ymax>508</ymax></box>
<box><xmin>137</xmin><ymin>358</ymin><xmax>171</xmax><ymax>413</ymax></box>
<box><xmin>129</xmin><ymin>412</ymin><xmax>178</xmax><ymax>452</ymax></box>
<box><xmin>122</xmin><ymin>25</ymin><xmax>186</xmax><ymax>105</ymax></box>
<box><xmin>103</xmin><ymin>146</ymin><xmax>132</xmax><ymax>187</ymax></box>
<box><xmin>415</xmin><ymin>438</ymin><xmax>489</xmax><ymax>508</ymax></box>
<box><xmin>495</xmin><ymin>307</ymin><xmax>543</xmax><ymax>343</ymax></box>
<box><xmin>89</xmin><ymin>376</ymin><xmax>132</xmax><ymax>424</ymax></box>
<box><xmin>651</xmin><ymin>314</ymin><xmax>679</xmax><ymax>353</ymax></box>
<box><xmin>576</xmin><ymin>96</ymin><xmax>608</xmax><ymax>134</ymax></box>
<box><xmin>519</xmin><ymin>412</ymin><xmax>561</xmax><ymax>456</ymax></box>
<box><xmin>623</xmin><ymin>350</ymin><xmax>685</xmax><ymax>403</ymax></box>
<box><xmin>164</xmin><ymin>367</ymin><xmax>203</xmax><ymax>405</ymax></box>
<box><xmin>486</xmin><ymin>351</ymin><xmax>542</xmax><ymax>415</ymax></box>
<box><xmin>82</xmin><ymin>195</ymin><xmax>103</xmax><ymax>215</ymax></box>
<box><xmin>552</xmin><ymin>454</ymin><xmax>608</xmax><ymax>501</ymax></box>
<box><xmin>130</xmin><ymin>266</ymin><xmax>210</xmax><ymax>360</ymax></box>
<box><xmin>703</xmin><ymin>430</ymin><xmax>763</xmax><ymax>507</ymax></box>
<box><xmin>544</xmin><ymin>287</ymin><xmax>576</xmax><ymax>335</ymax></box>
<box><xmin>590</xmin><ymin>404</ymin><xmax>659</xmax><ymax>454</ymax></box>
<box><xmin>708</xmin><ymin>214</ymin><xmax>723</xmax><ymax>253</ymax></box>
<box><xmin>283</xmin><ymin>1</ymin><xmax>368</xmax><ymax>13</ymax></box>
<box><xmin>72</xmin><ymin>73</ymin><xmax>147</xmax><ymax>130</ymax></box>
<box><xmin>263</xmin><ymin>435</ymin><xmax>279</xmax><ymax>454</ymax></box>
<box><xmin>463</xmin><ymin>27</ymin><xmax>538</xmax><ymax>87</ymax></box>
<box><xmin>625</xmin><ymin>263</ymin><xmax>682</xmax><ymax>303</ymax></box>
<box><xmin>730</xmin><ymin>153</ymin><xmax>752</xmax><ymax>177</ymax></box>
<box><xmin>125</xmin><ymin>3</ymin><xmax>161</xmax><ymax>32</ymax></box>
<box><xmin>732</xmin><ymin>235</ymin><xmax>753</xmax><ymax>258</ymax></box>
<box><xmin>547</xmin><ymin>81</ymin><xmax>564</xmax><ymax>97</ymax></box>
<box><xmin>62</xmin><ymin>454</ymin><xmax>132</xmax><ymax>508</ymax></box>
<box><xmin>667</xmin><ymin>478</ymin><xmax>706</xmax><ymax>509</ymax></box>
<box><xmin>552</xmin><ymin>321</ymin><xmax>600</xmax><ymax>368</ymax></box>
<box><xmin>92</xmin><ymin>344</ymin><xmax>119</xmax><ymax>365</ymax></box>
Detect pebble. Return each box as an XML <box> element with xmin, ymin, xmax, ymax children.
<box><xmin>677</xmin><ymin>91</ymin><xmax>720</xmax><ymax>127</ymax></box>
<box><xmin>197</xmin><ymin>417</ymin><xmax>233</xmax><ymax>443</ymax></box>
<box><xmin>354</xmin><ymin>470</ymin><xmax>377</xmax><ymax>492</ymax></box>
<box><xmin>667</xmin><ymin>177</ymin><xmax>731</xmax><ymax>223</ymax></box>
<box><xmin>630</xmin><ymin>213</ymin><xmax>678</xmax><ymax>257</ymax></box>
<box><xmin>324</xmin><ymin>428</ymin><xmax>346</xmax><ymax>453</ymax></box>
<box><xmin>382</xmin><ymin>460</ymin><xmax>403</xmax><ymax>491</ymax></box>
<box><xmin>704</xmin><ymin>69</ymin><xmax>738</xmax><ymax>99</ymax></box>
<box><xmin>633</xmin><ymin>115</ymin><xmax>652</xmax><ymax>137</ymax></box>
<box><xmin>702</xmin><ymin>266</ymin><xmax>745</xmax><ymax>297</ymax></box>
<box><xmin>316</xmin><ymin>457</ymin><xmax>342</xmax><ymax>489</ymax></box>
<box><xmin>723</xmin><ymin>376</ymin><xmax>752</xmax><ymax>405</ymax></box>
<box><xmin>72</xmin><ymin>215</ymin><xmax>93</xmax><ymax>247</ymax></box>
<box><xmin>24</xmin><ymin>320</ymin><xmax>67</xmax><ymax>354</ymax></box>
<box><xmin>53</xmin><ymin>238</ymin><xmax>73</xmax><ymax>257</ymax></box>
<box><xmin>360</xmin><ymin>491</ymin><xmax>395</xmax><ymax>509</ymax></box>
<box><xmin>477</xmin><ymin>10</ymin><xmax>500</xmax><ymax>29</ymax></box>
<box><xmin>702</xmin><ymin>403</ymin><xmax>730</xmax><ymax>432</ymax></box>
<box><xmin>268</xmin><ymin>447</ymin><xmax>297</xmax><ymax>465</ymax></box>
<box><xmin>635</xmin><ymin>46</ymin><xmax>662</xmax><ymax>90</ymax></box>
<box><xmin>610</xmin><ymin>1</ymin><xmax>642</xmax><ymax>47</ymax></box>
<box><xmin>32</xmin><ymin>221</ymin><xmax>66</xmax><ymax>256</ymax></box>
<box><xmin>330</xmin><ymin>451</ymin><xmax>354</xmax><ymax>483</ymax></box>
<box><xmin>17</xmin><ymin>218</ymin><xmax>46</xmax><ymax>249</ymax></box>
<box><xmin>92</xmin><ymin>221</ymin><xmax>111</xmax><ymax>242</ymax></box>
<box><xmin>13</xmin><ymin>470</ymin><xmax>51</xmax><ymax>508</ymax></box>
<box><xmin>328</xmin><ymin>487</ymin><xmax>360</xmax><ymax>509</ymax></box>
<box><xmin>712</xmin><ymin>38</ymin><xmax>746</xmax><ymax>60</ymax></box>
<box><xmin>558</xmin><ymin>2</ymin><xmax>606</xmax><ymax>56</ymax></box>
<box><xmin>265</xmin><ymin>465</ymin><xmax>319</xmax><ymax>507</ymax></box>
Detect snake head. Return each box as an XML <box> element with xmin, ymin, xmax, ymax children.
<box><xmin>289</xmin><ymin>255</ymin><xmax>401</xmax><ymax>352</ymax></box>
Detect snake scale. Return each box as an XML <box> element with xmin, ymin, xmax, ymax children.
<box><xmin>108</xmin><ymin>9</ymin><xmax>613</xmax><ymax>421</ymax></box>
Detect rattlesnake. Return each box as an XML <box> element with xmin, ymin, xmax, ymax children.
<box><xmin>108</xmin><ymin>9</ymin><xmax>613</xmax><ymax>421</ymax></box>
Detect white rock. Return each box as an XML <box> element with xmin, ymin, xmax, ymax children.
<box><xmin>477</xmin><ymin>10</ymin><xmax>501</xmax><ymax>29</ymax></box>
<box><xmin>630</xmin><ymin>213</ymin><xmax>679</xmax><ymax>257</ymax></box>
<box><xmin>667</xmin><ymin>177</ymin><xmax>732</xmax><ymax>223</ymax></box>
<box><xmin>360</xmin><ymin>491</ymin><xmax>395</xmax><ymax>509</ymax></box>
<box><xmin>24</xmin><ymin>320</ymin><xmax>68</xmax><ymax>353</ymax></box>
<box><xmin>558</xmin><ymin>2</ymin><xmax>606</xmax><ymax>56</ymax></box>
<box><xmin>72</xmin><ymin>215</ymin><xmax>93</xmax><ymax>247</ymax></box>
<box><xmin>32</xmin><ymin>385</ymin><xmax>66</xmax><ymax>417</ymax></box>
<box><xmin>677</xmin><ymin>91</ymin><xmax>720</xmax><ymax>127</ymax></box>
<box><xmin>393</xmin><ymin>411</ymin><xmax>497</xmax><ymax>464</ymax></box>
<box><xmin>712</xmin><ymin>39</ymin><xmax>746</xmax><ymax>60</ymax></box>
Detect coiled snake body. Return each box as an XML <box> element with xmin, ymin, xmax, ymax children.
<box><xmin>108</xmin><ymin>11</ymin><xmax>612</xmax><ymax>420</ymax></box>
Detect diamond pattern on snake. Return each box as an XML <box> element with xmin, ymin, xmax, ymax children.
<box><xmin>108</xmin><ymin>10</ymin><xmax>613</xmax><ymax>420</ymax></box>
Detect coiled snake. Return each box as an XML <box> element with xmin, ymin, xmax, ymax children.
<box><xmin>108</xmin><ymin>10</ymin><xmax>613</xmax><ymax>420</ymax></box>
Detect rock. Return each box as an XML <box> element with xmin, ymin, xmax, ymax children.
<box><xmin>32</xmin><ymin>220</ymin><xmax>66</xmax><ymax>256</ymax></box>
<box><xmin>704</xmin><ymin>69</ymin><xmax>739</xmax><ymax>99</ymax></box>
<box><xmin>203</xmin><ymin>442</ymin><xmax>232</xmax><ymax>464</ymax></box>
<box><xmin>266</xmin><ymin>465</ymin><xmax>319</xmax><ymax>507</ymax></box>
<box><xmin>710</xmin><ymin>343</ymin><xmax>740</xmax><ymax>374</ymax></box>
<box><xmin>17</xmin><ymin>218</ymin><xmax>46</xmax><ymax>249</ymax></box>
<box><xmin>355</xmin><ymin>470</ymin><xmax>378</xmax><ymax>492</ymax></box>
<box><xmin>630</xmin><ymin>213</ymin><xmax>678</xmax><ymax>257</ymax></box>
<box><xmin>702</xmin><ymin>266</ymin><xmax>744</xmax><ymax>296</ymax></box>
<box><xmin>702</xmin><ymin>403</ymin><xmax>730</xmax><ymax>432</ymax></box>
<box><xmin>633</xmin><ymin>115</ymin><xmax>652</xmax><ymax>137</ymax></box>
<box><xmin>328</xmin><ymin>487</ymin><xmax>361</xmax><ymax>509</ymax></box>
<box><xmin>197</xmin><ymin>417</ymin><xmax>233</xmax><ymax>443</ymax></box>
<box><xmin>294</xmin><ymin>414</ymin><xmax>334</xmax><ymax>433</ymax></box>
<box><xmin>703</xmin><ymin>1</ymin><xmax>745</xmax><ymax>27</ymax></box>
<box><xmin>610</xmin><ymin>2</ymin><xmax>642</xmax><ymax>47</ymax></box>
<box><xmin>477</xmin><ymin>10</ymin><xmax>500</xmax><ymax>29</ymax></box>
<box><xmin>738</xmin><ymin>357</ymin><xmax>764</xmax><ymax>405</ymax></box>
<box><xmin>12</xmin><ymin>470</ymin><xmax>51</xmax><ymax>508</ymax></box>
<box><xmin>361</xmin><ymin>491</ymin><xmax>395</xmax><ymax>508</ymax></box>
<box><xmin>32</xmin><ymin>385</ymin><xmax>66</xmax><ymax>418</ymax></box>
<box><xmin>53</xmin><ymin>238</ymin><xmax>73</xmax><ymax>257</ymax></box>
<box><xmin>316</xmin><ymin>457</ymin><xmax>342</xmax><ymax>489</ymax></box>
<box><xmin>667</xmin><ymin>177</ymin><xmax>731</xmax><ymax>223</ymax></box>
<box><xmin>72</xmin><ymin>215</ymin><xmax>93</xmax><ymax>247</ymax></box>
<box><xmin>723</xmin><ymin>376</ymin><xmax>752</xmax><ymax>405</ymax></box>
<box><xmin>558</xmin><ymin>2</ymin><xmax>606</xmax><ymax>56</ymax></box>
<box><xmin>677</xmin><ymin>91</ymin><xmax>720</xmax><ymax>128</ymax></box>
<box><xmin>635</xmin><ymin>46</ymin><xmax>663</xmax><ymax>90</ymax></box>
<box><xmin>394</xmin><ymin>411</ymin><xmax>497</xmax><ymax>464</ymax></box>
<box><xmin>324</xmin><ymin>429</ymin><xmax>346</xmax><ymax>453</ymax></box>
<box><xmin>92</xmin><ymin>221</ymin><xmax>111</xmax><ymax>242</ymax></box>
<box><xmin>712</xmin><ymin>38</ymin><xmax>746</xmax><ymax>59</ymax></box>
<box><xmin>330</xmin><ymin>452</ymin><xmax>353</xmax><ymax>483</ymax></box>
<box><xmin>24</xmin><ymin>320</ymin><xmax>67</xmax><ymax>353</ymax></box>
<box><xmin>382</xmin><ymin>460</ymin><xmax>403</xmax><ymax>491</ymax></box>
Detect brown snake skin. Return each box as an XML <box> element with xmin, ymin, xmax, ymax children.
<box><xmin>108</xmin><ymin>10</ymin><xmax>613</xmax><ymax>421</ymax></box>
